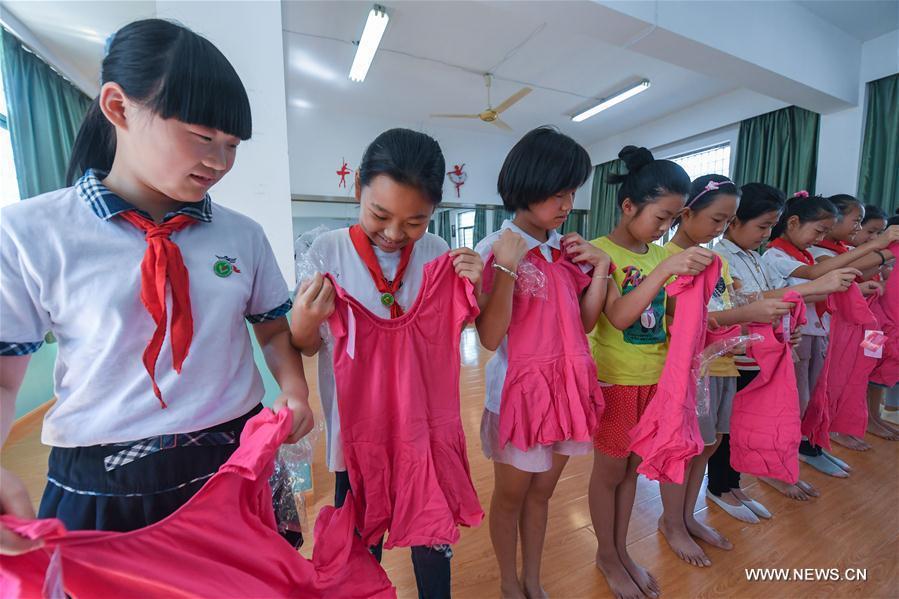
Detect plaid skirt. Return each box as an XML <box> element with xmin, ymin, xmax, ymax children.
<box><xmin>38</xmin><ymin>404</ymin><xmax>262</xmax><ymax>532</ymax></box>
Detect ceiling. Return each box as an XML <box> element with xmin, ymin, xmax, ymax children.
<box><xmin>797</xmin><ymin>0</ymin><xmax>899</xmax><ymax>41</ymax></box>
<box><xmin>2</xmin><ymin>1</ymin><xmax>155</xmax><ymax>91</ymax></box>
<box><xmin>282</xmin><ymin>0</ymin><xmax>738</xmax><ymax>146</ymax></box>
<box><xmin>2</xmin><ymin>1</ymin><xmax>897</xmax><ymax>148</ymax></box>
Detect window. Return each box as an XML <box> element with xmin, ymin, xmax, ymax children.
<box><xmin>655</xmin><ymin>142</ymin><xmax>732</xmax><ymax>246</ymax></box>
<box><xmin>667</xmin><ymin>143</ymin><xmax>731</xmax><ymax>181</ymax></box>
<box><xmin>0</xmin><ymin>68</ymin><xmax>20</xmax><ymax>209</ymax></box>
<box><xmin>456</xmin><ymin>209</ymin><xmax>475</xmax><ymax>249</ymax></box>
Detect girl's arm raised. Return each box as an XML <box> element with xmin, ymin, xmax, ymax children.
<box><xmin>603</xmin><ymin>247</ymin><xmax>715</xmax><ymax>330</ymax></box>
<box><xmin>790</xmin><ymin>226</ymin><xmax>899</xmax><ymax>279</ymax></box>
<box><xmin>561</xmin><ymin>234</ymin><xmax>612</xmax><ymax>332</ymax></box>
<box><xmin>475</xmin><ymin>230</ymin><xmax>528</xmax><ymax>351</ymax></box>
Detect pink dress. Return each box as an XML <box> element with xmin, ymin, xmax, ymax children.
<box><xmin>0</xmin><ymin>409</ymin><xmax>395</xmax><ymax>599</ymax></box>
<box><xmin>730</xmin><ymin>292</ymin><xmax>806</xmax><ymax>484</ymax></box>
<box><xmin>802</xmin><ymin>284</ymin><xmax>878</xmax><ymax>447</ymax></box>
<box><xmin>629</xmin><ymin>256</ymin><xmax>727</xmax><ymax>484</ymax></box>
<box><xmin>326</xmin><ymin>254</ymin><xmax>483</xmax><ymax>549</ymax></box>
<box><xmin>870</xmin><ymin>242</ymin><xmax>899</xmax><ymax>387</ymax></box>
<box><xmin>482</xmin><ymin>250</ymin><xmax>603</xmax><ymax>452</ymax></box>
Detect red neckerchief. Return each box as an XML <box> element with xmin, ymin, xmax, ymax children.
<box><xmin>119</xmin><ymin>211</ymin><xmax>197</xmax><ymax>408</ymax></box>
<box><xmin>815</xmin><ymin>239</ymin><xmax>850</xmax><ymax>255</ymax></box>
<box><xmin>768</xmin><ymin>237</ymin><xmax>815</xmax><ymax>265</ymax></box>
<box><xmin>348</xmin><ymin>224</ymin><xmax>414</xmax><ymax>318</ymax></box>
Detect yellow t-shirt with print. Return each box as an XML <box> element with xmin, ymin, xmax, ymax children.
<box><xmin>664</xmin><ymin>241</ymin><xmax>739</xmax><ymax>378</ymax></box>
<box><xmin>588</xmin><ymin>237</ymin><xmax>669</xmax><ymax>385</ymax></box>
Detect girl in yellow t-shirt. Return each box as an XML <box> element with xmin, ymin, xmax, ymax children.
<box><xmin>587</xmin><ymin>146</ymin><xmax>714</xmax><ymax>599</ymax></box>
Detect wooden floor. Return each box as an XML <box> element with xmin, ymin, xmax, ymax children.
<box><xmin>3</xmin><ymin>326</ymin><xmax>898</xmax><ymax>598</ymax></box>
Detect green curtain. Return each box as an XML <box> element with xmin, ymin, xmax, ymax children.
<box><xmin>858</xmin><ymin>74</ymin><xmax>899</xmax><ymax>216</ymax></box>
<box><xmin>428</xmin><ymin>220</ymin><xmax>436</xmax><ymax>234</ymax></box>
<box><xmin>0</xmin><ymin>28</ymin><xmax>91</xmax><ymax>199</ymax></box>
<box><xmin>586</xmin><ymin>159</ymin><xmax>623</xmax><ymax>240</ymax></box>
<box><xmin>473</xmin><ymin>205</ymin><xmax>487</xmax><ymax>245</ymax></box>
<box><xmin>732</xmin><ymin>105</ymin><xmax>820</xmax><ymax>196</ymax></box>
<box><xmin>561</xmin><ymin>210</ymin><xmax>588</xmax><ymax>237</ymax></box>
<box><xmin>437</xmin><ymin>210</ymin><xmax>453</xmax><ymax>247</ymax></box>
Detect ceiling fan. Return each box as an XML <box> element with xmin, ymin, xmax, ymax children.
<box><xmin>430</xmin><ymin>74</ymin><xmax>531</xmax><ymax>132</ymax></box>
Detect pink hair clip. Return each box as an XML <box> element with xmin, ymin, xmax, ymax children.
<box><xmin>794</xmin><ymin>190</ymin><xmax>810</xmax><ymax>198</ymax></box>
<box><xmin>686</xmin><ymin>178</ymin><xmax>733</xmax><ymax>208</ymax></box>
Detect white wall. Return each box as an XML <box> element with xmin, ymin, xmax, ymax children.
<box><xmin>156</xmin><ymin>1</ymin><xmax>296</xmax><ymax>284</ymax></box>
<box><xmin>588</xmin><ymin>88</ymin><xmax>786</xmax><ymax>165</ymax></box>
<box><xmin>816</xmin><ymin>29</ymin><xmax>899</xmax><ymax>197</ymax></box>
<box><xmin>598</xmin><ymin>0</ymin><xmax>861</xmax><ymax>113</ymax></box>
<box><xmin>287</xmin><ymin>109</ymin><xmax>594</xmax><ymax>211</ymax></box>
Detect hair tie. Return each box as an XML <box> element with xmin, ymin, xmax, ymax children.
<box><xmin>103</xmin><ymin>32</ymin><xmax>116</xmax><ymax>58</ymax></box>
<box><xmin>685</xmin><ymin>178</ymin><xmax>734</xmax><ymax>208</ymax></box>
<box><xmin>794</xmin><ymin>190</ymin><xmax>809</xmax><ymax>199</ymax></box>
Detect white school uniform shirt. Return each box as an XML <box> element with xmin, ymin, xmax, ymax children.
<box><xmin>474</xmin><ymin>220</ymin><xmax>562</xmax><ymax>415</ymax></box>
<box><xmin>760</xmin><ymin>246</ymin><xmax>827</xmax><ymax>336</ymax></box>
<box><xmin>309</xmin><ymin>228</ymin><xmax>450</xmax><ymax>472</ymax></box>
<box><xmin>712</xmin><ymin>238</ymin><xmax>777</xmax><ymax>371</ymax></box>
<box><xmin>0</xmin><ymin>171</ymin><xmax>292</xmax><ymax>447</ymax></box>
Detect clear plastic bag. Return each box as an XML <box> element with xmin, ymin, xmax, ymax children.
<box><xmin>693</xmin><ymin>332</ymin><xmax>764</xmax><ymax>416</ymax></box>
<box><xmin>42</xmin><ymin>547</ymin><xmax>65</xmax><ymax>599</ymax></box>
<box><xmin>513</xmin><ymin>260</ymin><xmax>547</xmax><ymax>300</ymax></box>
<box><xmin>730</xmin><ymin>289</ymin><xmax>765</xmax><ymax>308</ymax></box>
<box><xmin>294</xmin><ymin>225</ymin><xmax>331</xmax><ymax>286</ymax></box>
<box><xmin>269</xmin><ymin>423</ymin><xmax>322</xmax><ymax>536</ymax></box>
<box><xmin>293</xmin><ymin>225</ymin><xmax>335</xmax><ymax>350</ymax></box>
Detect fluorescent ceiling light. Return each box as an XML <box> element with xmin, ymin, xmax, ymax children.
<box><xmin>349</xmin><ymin>5</ymin><xmax>389</xmax><ymax>83</ymax></box>
<box><xmin>571</xmin><ymin>79</ymin><xmax>651</xmax><ymax>123</ymax></box>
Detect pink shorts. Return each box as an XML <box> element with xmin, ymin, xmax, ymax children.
<box><xmin>480</xmin><ymin>408</ymin><xmax>593</xmax><ymax>473</ymax></box>
<box><xmin>593</xmin><ymin>383</ymin><xmax>658</xmax><ymax>458</ymax></box>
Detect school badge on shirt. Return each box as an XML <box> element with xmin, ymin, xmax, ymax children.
<box><xmin>213</xmin><ymin>255</ymin><xmax>241</xmax><ymax>277</ymax></box>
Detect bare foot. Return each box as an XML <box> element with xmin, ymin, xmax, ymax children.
<box><xmin>759</xmin><ymin>476</ymin><xmax>810</xmax><ymax>501</ymax></box>
<box><xmin>500</xmin><ymin>579</ymin><xmax>527</xmax><ymax>599</ymax></box>
<box><xmin>595</xmin><ymin>550</ymin><xmax>644</xmax><ymax>599</ymax></box>
<box><xmin>874</xmin><ymin>415</ymin><xmax>899</xmax><ymax>435</ymax></box>
<box><xmin>867</xmin><ymin>418</ymin><xmax>899</xmax><ymax>440</ymax></box>
<box><xmin>619</xmin><ymin>552</ymin><xmax>660</xmax><ymax>599</ymax></box>
<box><xmin>849</xmin><ymin>434</ymin><xmax>872</xmax><ymax>449</ymax></box>
<box><xmin>685</xmin><ymin>515</ymin><xmax>733</xmax><ymax>550</ymax></box>
<box><xmin>795</xmin><ymin>479</ymin><xmax>820</xmax><ymax>497</ymax></box>
<box><xmin>522</xmin><ymin>582</ymin><xmax>548</xmax><ymax>599</ymax></box>
<box><xmin>830</xmin><ymin>432</ymin><xmax>870</xmax><ymax>451</ymax></box>
<box><xmin>658</xmin><ymin>516</ymin><xmax>711</xmax><ymax>567</ymax></box>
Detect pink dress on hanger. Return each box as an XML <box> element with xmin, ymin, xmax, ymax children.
<box><xmin>629</xmin><ymin>256</ymin><xmax>728</xmax><ymax>484</ymax></box>
<box><xmin>802</xmin><ymin>284</ymin><xmax>878</xmax><ymax>447</ymax></box>
<box><xmin>482</xmin><ymin>248</ymin><xmax>604</xmax><ymax>452</ymax></box>
<box><xmin>0</xmin><ymin>409</ymin><xmax>395</xmax><ymax>599</ymax></box>
<box><xmin>870</xmin><ymin>242</ymin><xmax>899</xmax><ymax>387</ymax></box>
<box><xmin>326</xmin><ymin>253</ymin><xmax>483</xmax><ymax>550</ymax></box>
<box><xmin>730</xmin><ymin>292</ymin><xmax>806</xmax><ymax>484</ymax></box>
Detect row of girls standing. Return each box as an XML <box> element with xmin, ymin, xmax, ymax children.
<box><xmin>2</xmin><ymin>18</ymin><xmax>897</xmax><ymax>599</ymax></box>
<box><xmin>474</xmin><ymin>138</ymin><xmax>899</xmax><ymax>599</ymax></box>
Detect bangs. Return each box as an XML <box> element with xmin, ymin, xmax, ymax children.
<box><xmin>148</xmin><ymin>31</ymin><xmax>252</xmax><ymax>140</ymax></box>
<box><xmin>499</xmin><ymin>127</ymin><xmax>591</xmax><ymax>209</ymax></box>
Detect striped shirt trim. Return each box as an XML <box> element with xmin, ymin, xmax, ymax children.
<box><xmin>0</xmin><ymin>341</ymin><xmax>44</xmax><ymax>356</ymax></box>
<box><xmin>46</xmin><ymin>473</ymin><xmax>215</xmax><ymax>498</ymax></box>
<box><xmin>246</xmin><ymin>299</ymin><xmax>292</xmax><ymax>324</ymax></box>
<box><xmin>76</xmin><ymin>169</ymin><xmax>213</xmax><ymax>223</ymax></box>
